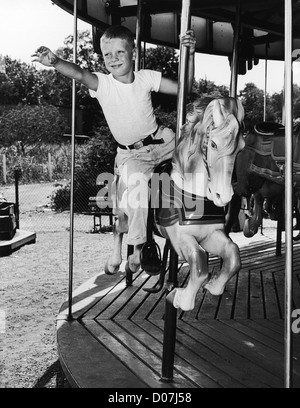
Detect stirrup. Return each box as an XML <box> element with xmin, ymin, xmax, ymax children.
<box><xmin>140</xmin><ymin>239</ymin><xmax>162</xmax><ymax>276</ymax></box>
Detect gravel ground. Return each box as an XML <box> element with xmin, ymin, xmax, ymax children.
<box><xmin>0</xmin><ymin>181</ymin><xmax>120</xmax><ymax>388</ymax></box>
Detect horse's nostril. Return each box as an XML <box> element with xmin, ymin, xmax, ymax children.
<box><xmin>216</xmin><ymin>193</ymin><xmax>220</xmax><ymax>199</ymax></box>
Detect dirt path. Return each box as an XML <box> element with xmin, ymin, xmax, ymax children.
<box><xmin>1</xmin><ymin>229</ymin><xmax>117</xmax><ymax>388</ymax></box>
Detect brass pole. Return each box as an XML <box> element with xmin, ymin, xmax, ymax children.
<box><xmin>175</xmin><ymin>0</ymin><xmax>191</xmax><ymax>142</ymax></box>
<box><xmin>230</xmin><ymin>0</ymin><xmax>241</xmax><ymax>98</ymax></box>
<box><xmin>161</xmin><ymin>0</ymin><xmax>191</xmax><ymax>383</ymax></box>
<box><xmin>284</xmin><ymin>0</ymin><xmax>293</xmax><ymax>388</ymax></box>
<box><xmin>68</xmin><ymin>0</ymin><xmax>78</xmax><ymax>320</ymax></box>
<box><xmin>264</xmin><ymin>44</ymin><xmax>269</xmax><ymax>121</ymax></box>
<box><xmin>135</xmin><ymin>0</ymin><xmax>143</xmax><ymax>72</ymax></box>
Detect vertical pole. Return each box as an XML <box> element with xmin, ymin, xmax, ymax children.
<box><xmin>264</xmin><ymin>44</ymin><xmax>269</xmax><ymax>122</ymax></box>
<box><xmin>68</xmin><ymin>0</ymin><xmax>78</xmax><ymax>320</ymax></box>
<box><xmin>161</xmin><ymin>0</ymin><xmax>191</xmax><ymax>383</ymax></box>
<box><xmin>230</xmin><ymin>0</ymin><xmax>241</xmax><ymax>98</ymax></box>
<box><xmin>14</xmin><ymin>169</ymin><xmax>20</xmax><ymax>230</ymax></box>
<box><xmin>124</xmin><ymin>0</ymin><xmax>143</xmax><ymax>287</ymax></box>
<box><xmin>175</xmin><ymin>0</ymin><xmax>191</xmax><ymax>143</ymax></box>
<box><xmin>48</xmin><ymin>152</ymin><xmax>52</xmax><ymax>181</ymax></box>
<box><xmin>2</xmin><ymin>154</ymin><xmax>6</xmax><ymax>184</ymax></box>
<box><xmin>161</xmin><ymin>245</ymin><xmax>178</xmax><ymax>382</ymax></box>
<box><xmin>135</xmin><ymin>0</ymin><xmax>143</xmax><ymax>72</ymax></box>
<box><xmin>126</xmin><ymin>245</ymin><xmax>134</xmax><ymax>287</ymax></box>
<box><xmin>284</xmin><ymin>0</ymin><xmax>293</xmax><ymax>389</ymax></box>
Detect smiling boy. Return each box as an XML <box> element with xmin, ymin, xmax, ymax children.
<box><xmin>32</xmin><ymin>25</ymin><xmax>196</xmax><ymax>274</ymax></box>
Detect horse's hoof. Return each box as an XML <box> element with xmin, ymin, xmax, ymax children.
<box><xmin>104</xmin><ymin>262</ymin><xmax>119</xmax><ymax>275</ymax></box>
<box><xmin>166</xmin><ymin>289</ymin><xmax>178</xmax><ymax>308</ymax></box>
<box><xmin>125</xmin><ymin>262</ymin><xmax>140</xmax><ymax>275</ymax></box>
<box><xmin>243</xmin><ymin>219</ymin><xmax>256</xmax><ymax>238</ymax></box>
<box><xmin>201</xmin><ymin>273</ymin><xmax>211</xmax><ymax>291</ymax></box>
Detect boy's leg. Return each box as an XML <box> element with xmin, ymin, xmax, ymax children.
<box><xmin>115</xmin><ymin>127</ymin><xmax>175</xmax><ymax>246</ymax></box>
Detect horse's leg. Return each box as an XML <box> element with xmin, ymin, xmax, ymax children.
<box><xmin>104</xmin><ymin>216</ymin><xmax>126</xmax><ymax>275</ymax></box>
<box><xmin>202</xmin><ymin>229</ymin><xmax>241</xmax><ymax>296</ymax></box>
<box><xmin>225</xmin><ymin>194</ymin><xmax>241</xmax><ymax>235</ymax></box>
<box><xmin>126</xmin><ymin>243</ymin><xmax>143</xmax><ymax>274</ymax></box>
<box><xmin>166</xmin><ymin>235</ymin><xmax>209</xmax><ymax>311</ymax></box>
<box><xmin>243</xmin><ymin>192</ymin><xmax>263</xmax><ymax>237</ymax></box>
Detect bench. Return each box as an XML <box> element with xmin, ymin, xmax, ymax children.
<box><xmin>83</xmin><ymin>196</ymin><xmax>114</xmax><ymax>233</ymax></box>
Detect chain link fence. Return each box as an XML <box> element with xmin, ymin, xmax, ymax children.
<box><xmin>0</xmin><ymin>169</ymin><xmax>113</xmax><ymax>234</ymax></box>
<box><xmin>0</xmin><ymin>139</ymin><xmax>115</xmax><ymax>234</ymax></box>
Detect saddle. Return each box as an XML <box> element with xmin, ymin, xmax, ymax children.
<box><xmin>249</xmin><ymin>122</ymin><xmax>285</xmax><ymax>160</ymax></box>
<box><xmin>241</xmin><ymin>122</ymin><xmax>286</xmax><ymax>185</ymax></box>
<box><xmin>234</xmin><ymin>121</ymin><xmax>300</xmax><ymax>195</ymax></box>
<box><xmin>150</xmin><ymin>159</ymin><xmax>225</xmax><ymax>229</ymax></box>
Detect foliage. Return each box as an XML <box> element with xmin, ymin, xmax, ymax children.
<box><xmin>194</xmin><ymin>78</ymin><xmax>229</xmax><ymax>98</ymax></box>
<box><xmin>0</xmin><ymin>141</ymin><xmax>83</xmax><ymax>184</ymax></box>
<box><xmin>238</xmin><ymin>82</ymin><xmax>266</xmax><ymax>129</ymax></box>
<box><xmin>0</xmin><ymin>57</ymin><xmax>46</xmax><ymax>105</ymax></box>
<box><xmin>0</xmin><ymin>104</ymin><xmax>68</xmax><ymax>151</ymax></box>
<box><xmin>238</xmin><ymin>83</ymin><xmax>300</xmax><ymax>129</ymax></box>
<box><xmin>51</xmin><ymin>128</ymin><xmax>116</xmax><ymax>212</ymax></box>
<box><xmin>144</xmin><ymin>46</ymin><xmax>179</xmax><ymax>80</ymax></box>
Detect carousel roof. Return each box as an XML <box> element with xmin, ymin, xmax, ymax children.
<box><xmin>51</xmin><ymin>0</ymin><xmax>300</xmax><ymax>66</ymax></box>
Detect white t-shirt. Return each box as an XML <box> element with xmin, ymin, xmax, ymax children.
<box><xmin>89</xmin><ymin>70</ymin><xmax>162</xmax><ymax>145</ymax></box>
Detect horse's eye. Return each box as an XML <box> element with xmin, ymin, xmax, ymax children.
<box><xmin>211</xmin><ymin>140</ymin><xmax>217</xmax><ymax>150</ymax></box>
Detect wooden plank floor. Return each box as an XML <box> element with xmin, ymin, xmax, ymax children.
<box><xmin>57</xmin><ymin>231</ymin><xmax>300</xmax><ymax>388</ymax></box>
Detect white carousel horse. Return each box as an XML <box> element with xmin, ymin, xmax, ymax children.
<box><xmin>154</xmin><ymin>97</ymin><xmax>245</xmax><ymax>311</ymax></box>
<box><xmin>105</xmin><ymin>96</ymin><xmax>245</xmax><ymax>312</ymax></box>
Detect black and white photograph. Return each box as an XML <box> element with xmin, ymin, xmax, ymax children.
<box><xmin>1</xmin><ymin>0</ymin><xmax>300</xmax><ymax>393</ymax></box>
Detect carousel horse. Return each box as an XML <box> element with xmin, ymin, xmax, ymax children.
<box><xmin>104</xmin><ymin>96</ymin><xmax>245</xmax><ymax>311</ymax></box>
<box><xmin>225</xmin><ymin>121</ymin><xmax>300</xmax><ymax>239</ymax></box>
<box><xmin>152</xmin><ymin>97</ymin><xmax>245</xmax><ymax>311</ymax></box>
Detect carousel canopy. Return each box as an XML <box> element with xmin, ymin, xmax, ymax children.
<box><xmin>51</xmin><ymin>0</ymin><xmax>300</xmax><ymax>71</ymax></box>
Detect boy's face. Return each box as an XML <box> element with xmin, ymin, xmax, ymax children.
<box><xmin>101</xmin><ymin>37</ymin><xmax>135</xmax><ymax>79</ymax></box>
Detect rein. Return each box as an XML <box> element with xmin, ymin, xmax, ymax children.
<box><xmin>201</xmin><ymin>121</ymin><xmax>213</xmax><ymax>182</ymax></box>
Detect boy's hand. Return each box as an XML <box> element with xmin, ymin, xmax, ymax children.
<box><xmin>31</xmin><ymin>46</ymin><xmax>59</xmax><ymax>67</ymax></box>
<box><xmin>180</xmin><ymin>29</ymin><xmax>196</xmax><ymax>55</ymax></box>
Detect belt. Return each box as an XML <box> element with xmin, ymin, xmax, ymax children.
<box><xmin>117</xmin><ymin>127</ymin><xmax>164</xmax><ymax>150</ymax></box>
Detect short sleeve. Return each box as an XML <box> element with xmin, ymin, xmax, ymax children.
<box><xmin>146</xmin><ymin>70</ymin><xmax>162</xmax><ymax>92</ymax></box>
<box><xmin>88</xmin><ymin>72</ymin><xmax>103</xmax><ymax>99</ymax></box>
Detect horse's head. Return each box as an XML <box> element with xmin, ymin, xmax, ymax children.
<box><xmin>172</xmin><ymin>96</ymin><xmax>245</xmax><ymax>207</ymax></box>
<box><xmin>203</xmin><ymin>97</ymin><xmax>245</xmax><ymax>206</ymax></box>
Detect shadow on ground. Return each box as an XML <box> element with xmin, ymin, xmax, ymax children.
<box><xmin>33</xmin><ymin>360</ymin><xmax>71</xmax><ymax>388</ymax></box>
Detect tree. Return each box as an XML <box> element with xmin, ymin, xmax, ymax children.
<box><xmin>0</xmin><ymin>57</ymin><xmax>46</xmax><ymax>105</ymax></box>
<box><xmin>0</xmin><ymin>104</ymin><xmax>67</xmax><ymax>151</ymax></box>
<box><xmin>239</xmin><ymin>82</ymin><xmax>266</xmax><ymax>129</ymax></box>
<box><xmin>195</xmin><ymin>78</ymin><xmax>229</xmax><ymax>98</ymax></box>
<box><xmin>268</xmin><ymin>91</ymin><xmax>283</xmax><ymax>123</ymax></box>
<box><xmin>144</xmin><ymin>46</ymin><xmax>179</xmax><ymax>80</ymax></box>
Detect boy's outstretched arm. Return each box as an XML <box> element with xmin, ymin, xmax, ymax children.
<box><xmin>32</xmin><ymin>46</ymin><xmax>98</xmax><ymax>91</ymax></box>
<box><xmin>158</xmin><ymin>29</ymin><xmax>196</xmax><ymax>96</ymax></box>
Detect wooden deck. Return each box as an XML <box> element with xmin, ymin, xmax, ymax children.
<box><xmin>57</xmin><ymin>231</ymin><xmax>300</xmax><ymax>388</ymax></box>
<box><xmin>0</xmin><ymin>229</ymin><xmax>36</xmax><ymax>257</ymax></box>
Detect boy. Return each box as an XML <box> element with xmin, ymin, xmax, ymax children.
<box><xmin>32</xmin><ymin>25</ymin><xmax>196</xmax><ymax>274</ymax></box>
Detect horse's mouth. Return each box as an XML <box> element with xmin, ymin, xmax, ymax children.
<box><xmin>207</xmin><ymin>187</ymin><xmax>230</xmax><ymax>207</ymax></box>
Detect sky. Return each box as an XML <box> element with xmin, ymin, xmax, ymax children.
<box><xmin>0</xmin><ymin>0</ymin><xmax>297</xmax><ymax>95</ymax></box>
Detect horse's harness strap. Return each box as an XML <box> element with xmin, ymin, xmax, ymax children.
<box><xmin>117</xmin><ymin>127</ymin><xmax>163</xmax><ymax>150</ymax></box>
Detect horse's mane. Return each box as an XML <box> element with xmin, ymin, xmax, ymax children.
<box><xmin>172</xmin><ymin>97</ymin><xmax>213</xmax><ymax>174</ymax></box>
